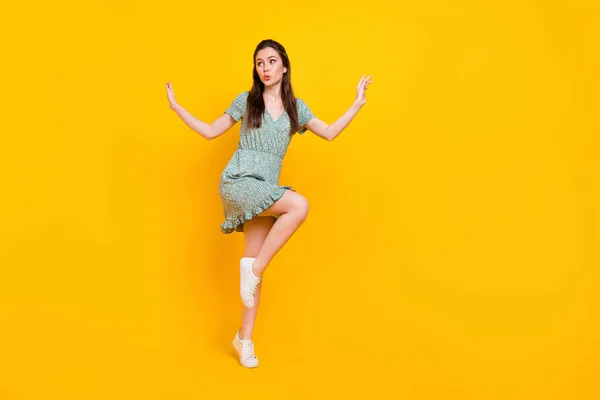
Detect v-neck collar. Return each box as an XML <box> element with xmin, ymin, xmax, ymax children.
<box><xmin>265</xmin><ymin>108</ymin><xmax>285</xmax><ymax>122</ymax></box>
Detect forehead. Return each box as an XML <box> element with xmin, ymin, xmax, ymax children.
<box><xmin>256</xmin><ymin>47</ymin><xmax>279</xmax><ymax>60</ymax></box>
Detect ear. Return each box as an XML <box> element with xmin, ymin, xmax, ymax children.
<box><xmin>283</xmin><ymin>68</ymin><xmax>287</xmax><ymax>73</ymax></box>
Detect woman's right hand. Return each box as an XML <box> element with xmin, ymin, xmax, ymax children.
<box><xmin>165</xmin><ymin>82</ymin><xmax>178</xmax><ymax>107</ymax></box>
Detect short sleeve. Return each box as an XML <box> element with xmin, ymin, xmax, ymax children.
<box><xmin>224</xmin><ymin>92</ymin><xmax>249</xmax><ymax>122</ymax></box>
<box><xmin>296</xmin><ymin>98</ymin><xmax>315</xmax><ymax>134</ymax></box>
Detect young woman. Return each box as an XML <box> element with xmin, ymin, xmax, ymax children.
<box><xmin>166</xmin><ymin>39</ymin><xmax>372</xmax><ymax>368</ymax></box>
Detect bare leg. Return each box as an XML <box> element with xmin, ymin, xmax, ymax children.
<box><xmin>252</xmin><ymin>190</ymin><xmax>309</xmax><ymax>277</ymax></box>
<box><xmin>239</xmin><ymin>216</ymin><xmax>276</xmax><ymax>340</ymax></box>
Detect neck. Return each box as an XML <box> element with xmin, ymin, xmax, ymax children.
<box><xmin>262</xmin><ymin>83</ymin><xmax>282</xmax><ymax>100</ymax></box>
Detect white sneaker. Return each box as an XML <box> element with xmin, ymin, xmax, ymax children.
<box><xmin>232</xmin><ymin>329</ymin><xmax>259</xmax><ymax>368</ymax></box>
<box><xmin>240</xmin><ymin>257</ymin><xmax>261</xmax><ymax>308</ymax></box>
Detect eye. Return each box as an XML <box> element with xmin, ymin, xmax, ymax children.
<box><xmin>270</xmin><ymin>59</ymin><xmax>276</xmax><ymax>64</ymax></box>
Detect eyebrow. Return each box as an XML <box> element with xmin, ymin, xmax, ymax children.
<box><xmin>256</xmin><ymin>56</ymin><xmax>277</xmax><ymax>62</ymax></box>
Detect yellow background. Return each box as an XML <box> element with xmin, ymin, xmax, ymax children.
<box><xmin>1</xmin><ymin>0</ymin><xmax>599</xmax><ymax>398</ymax></box>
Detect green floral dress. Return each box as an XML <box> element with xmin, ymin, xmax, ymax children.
<box><xmin>219</xmin><ymin>91</ymin><xmax>315</xmax><ymax>234</ymax></box>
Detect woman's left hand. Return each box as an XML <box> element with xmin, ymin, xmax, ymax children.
<box><xmin>355</xmin><ymin>74</ymin><xmax>373</xmax><ymax>106</ymax></box>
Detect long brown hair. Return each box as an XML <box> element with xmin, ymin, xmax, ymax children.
<box><xmin>246</xmin><ymin>39</ymin><xmax>300</xmax><ymax>134</ymax></box>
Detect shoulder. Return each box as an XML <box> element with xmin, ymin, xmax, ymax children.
<box><xmin>295</xmin><ymin>97</ymin><xmax>308</xmax><ymax>108</ymax></box>
<box><xmin>295</xmin><ymin>98</ymin><xmax>313</xmax><ymax>112</ymax></box>
<box><xmin>236</xmin><ymin>91</ymin><xmax>250</xmax><ymax>100</ymax></box>
<box><xmin>229</xmin><ymin>91</ymin><xmax>249</xmax><ymax>102</ymax></box>
<box><xmin>228</xmin><ymin>92</ymin><xmax>249</xmax><ymax>110</ymax></box>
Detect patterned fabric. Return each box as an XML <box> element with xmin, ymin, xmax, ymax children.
<box><xmin>218</xmin><ymin>91</ymin><xmax>315</xmax><ymax>234</ymax></box>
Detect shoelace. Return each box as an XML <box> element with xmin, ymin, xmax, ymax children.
<box><xmin>243</xmin><ymin>340</ymin><xmax>256</xmax><ymax>360</ymax></box>
<box><xmin>250</xmin><ymin>277</ymin><xmax>261</xmax><ymax>296</ymax></box>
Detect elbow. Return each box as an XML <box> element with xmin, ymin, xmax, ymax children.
<box><xmin>325</xmin><ymin>129</ymin><xmax>335</xmax><ymax>141</ymax></box>
<box><xmin>323</xmin><ymin>126</ymin><xmax>334</xmax><ymax>141</ymax></box>
<box><xmin>203</xmin><ymin>127</ymin><xmax>216</xmax><ymax>141</ymax></box>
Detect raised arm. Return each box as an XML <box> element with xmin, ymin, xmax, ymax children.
<box><xmin>166</xmin><ymin>82</ymin><xmax>236</xmax><ymax>141</ymax></box>
<box><xmin>305</xmin><ymin>75</ymin><xmax>372</xmax><ymax>141</ymax></box>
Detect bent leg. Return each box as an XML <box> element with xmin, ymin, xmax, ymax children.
<box><xmin>252</xmin><ymin>189</ymin><xmax>309</xmax><ymax>277</ymax></box>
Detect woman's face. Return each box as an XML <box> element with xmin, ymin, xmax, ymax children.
<box><xmin>255</xmin><ymin>47</ymin><xmax>287</xmax><ymax>87</ymax></box>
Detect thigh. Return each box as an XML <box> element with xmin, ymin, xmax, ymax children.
<box><xmin>243</xmin><ymin>216</ymin><xmax>276</xmax><ymax>257</ymax></box>
<box><xmin>256</xmin><ymin>189</ymin><xmax>309</xmax><ymax>218</ymax></box>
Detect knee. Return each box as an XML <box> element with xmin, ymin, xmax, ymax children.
<box><xmin>293</xmin><ymin>196</ymin><xmax>309</xmax><ymax>222</ymax></box>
